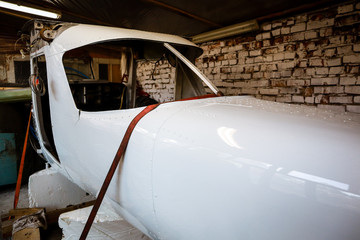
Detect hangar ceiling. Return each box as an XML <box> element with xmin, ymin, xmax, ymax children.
<box><xmin>0</xmin><ymin>0</ymin><xmax>345</xmax><ymax>53</ymax></box>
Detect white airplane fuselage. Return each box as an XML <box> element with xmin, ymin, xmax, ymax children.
<box><xmin>30</xmin><ymin>21</ymin><xmax>360</xmax><ymax>239</ymax></box>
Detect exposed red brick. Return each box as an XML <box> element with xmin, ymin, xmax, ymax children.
<box><xmin>225</xmin><ymin>40</ymin><xmax>236</xmax><ymax>47</ymax></box>
<box><xmin>254</xmin><ymin>41</ymin><xmax>263</xmax><ymax>49</ymax></box>
<box><xmin>304</xmin><ymin>87</ymin><xmax>314</xmax><ymax>97</ymax></box>
<box><xmin>271</xmin><ymin>80</ymin><xmax>287</xmax><ymax>87</ymax></box>
<box><xmin>216</xmin><ymin>55</ymin><xmax>225</xmax><ymax>61</ymax></box>
<box><xmin>320</xmin><ymin>95</ymin><xmax>330</xmax><ymax>104</ymax></box>
<box><xmin>309</xmin><ymin>13</ymin><xmax>324</xmax><ymax>21</ymax></box>
<box><xmin>234</xmin><ymin>36</ymin><xmax>256</xmax><ymax>44</ymax></box>
<box><xmin>274</xmin><ymin>37</ymin><xmax>284</xmax><ymax>45</ymax></box>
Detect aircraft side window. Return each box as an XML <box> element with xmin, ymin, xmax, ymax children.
<box><xmin>62</xmin><ymin>44</ymin><xmax>130</xmax><ymax>112</ymax></box>
<box><xmin>61</xmin><ymin>41</ymin><xmax>208</xmax><ymax>111</ymax></box>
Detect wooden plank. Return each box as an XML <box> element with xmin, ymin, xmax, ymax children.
<box><xmin>111</xmin><ymin>64</ymin><xmax>122</xmax><ymax>83</ymax></box>
<box><xmin>1</xmin><ymin>208</ymin><xmax>43</xmax><ymax>238</ymax></box>
<box><xmin>13</xmin><ymin>228</ymin><xmax>40</xmax><ymax>240</ymax></box>
<box><xmin>9</xmin><ymin>208</ymin><xmax>43</xmax><ymax>220</ymax></box>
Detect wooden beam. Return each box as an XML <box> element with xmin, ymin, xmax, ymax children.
<box><xmin>143</xmin><ymin>0</ymin><xmax>222</xmax><ymax>28</ymax></box>
<box><xmin>0</xmin><ymin>8</ymin><xmax>32</xmax><ymax>20</ymax></box>
<box><xmin>9</xmin><ymin>208</ymin><xmax>43</xmax><ymax>220</ymax></box>
<box><xmin>256</xmin><ymin>0</ymin><xmax>338</xmax><ymax>22</ymax></box>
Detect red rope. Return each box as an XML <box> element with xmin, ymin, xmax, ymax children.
<box><xmin>80</xmin><ymin>103</ymin><xmax>159</xmax><ymax>239</ymax></box>
<box><xmin>13</xmin><ymin>108</ymin><xmax>32</xmax><ymax>209</ymax></box>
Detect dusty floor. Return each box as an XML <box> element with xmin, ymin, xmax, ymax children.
<box><xmin>0</xmin><ymin>184</ymin><xmax>62</xmax><ymax>239</ymax></box>
<box><xmin>0</xmin><ymin>184</ymin><xmax>29</xmax><ymax>216</ymax></box>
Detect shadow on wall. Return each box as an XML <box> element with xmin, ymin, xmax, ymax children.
<box><xmin>0</xmin><ymin>102</ymin><xmax>45</xmax><ymax>186</ymax></box>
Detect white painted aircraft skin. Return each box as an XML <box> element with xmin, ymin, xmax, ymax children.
<box><xmin>49</xmin><ymin>23</ymin><xmax>199</xmax><ymax>55</ymax></box>
<box><xmin>31</xmin><ymin>23</ymin><xmax>360</xmax><ymax>239</ymax></box>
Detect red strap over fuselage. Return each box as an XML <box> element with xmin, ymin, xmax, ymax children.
<box><xmin>80</xmin><ymin>103</ymin><xmax>160</xmax><ymax>240</ymax></box>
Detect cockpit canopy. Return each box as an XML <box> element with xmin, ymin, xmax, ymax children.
<box><xmin>29</xmin><ymin>20</ymin><xmax>218</xmax><ymax>112</ymax></box>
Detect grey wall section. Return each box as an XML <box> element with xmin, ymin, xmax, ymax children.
<box><xmin>137</xmin><ymin>1</ymin><xmax>360</xmax><ymax>113</ymax></box>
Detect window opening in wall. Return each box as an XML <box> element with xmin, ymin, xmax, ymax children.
<box><xmin>14</xmin><ymin>61</ymin><xmax>30</xmax><ymax>85</ymax></box>
<box><xmin>12</xmin><ymin>60</ymin><xmax>47</xmax><ymax>86</ymax></box>
<box><xmin>99</xmin><ymin>64</ymin><xmax>108</xmax><ymax>80</ymax></box>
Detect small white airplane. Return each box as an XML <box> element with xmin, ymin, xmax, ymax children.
<box><xmin>26</xmin><ymin>20</ymin><xmax>360</xmax><ymax>239</ymax></box>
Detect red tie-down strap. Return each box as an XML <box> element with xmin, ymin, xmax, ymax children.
<box><xmin>13</xmin><ymin>108</ymin><xmax>32</xmax><ymax>210</ymax></box>
<box><xmin>80</xmin><ymin>103</ymin><xmax>160</xmax><ymax>240</ymax></box>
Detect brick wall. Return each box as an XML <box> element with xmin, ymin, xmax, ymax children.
<box><xmin>136</xmin><ymin>60</ymin><xmax>176</xmax><ymax>103</ymax></box>
<box><xmin>137</xmin><ymin>1</ymin><xmax>360</xmax><ymax>113</ymax></box>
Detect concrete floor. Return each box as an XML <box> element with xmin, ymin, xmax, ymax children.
<box><xmin>0</xmin><ymin>184</ymin><xmax>62</xmax><ymax>239</ymax></box>
<box><xmin>0</xmin><ymin>184</ymin><xmax>29</xmax><ymax>216</ymax></box>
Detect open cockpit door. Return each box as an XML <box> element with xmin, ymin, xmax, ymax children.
<box><xmin>30</xmin><ymin>55</ymin><xmax>59</xmax><ymax>160</ymax></box>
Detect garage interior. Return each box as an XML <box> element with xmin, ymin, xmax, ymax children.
<box><xmin>0</xmin><ymin>0</ymin><xmax>360</xmax><ymax>239</ymax></box>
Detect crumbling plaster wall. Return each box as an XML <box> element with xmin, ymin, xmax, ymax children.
<box><xmin>0</xmin><ymin>54</ymin><xmax>28</xmax><ymax>85</ymax></box>
<box><xmin>137</xmin><ymin>1</ymin><xmax>360</xmax><ymax>113</ymax></box>
<box><xmin>0</xmin><ymin>55</ymin><xmax>8</xmax><ymax>82</ymax></box>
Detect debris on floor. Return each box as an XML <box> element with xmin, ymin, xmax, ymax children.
<box><xmin>59</xmin><ymin>203</ymin><xmax>150</xmax><ymax>240</ymax></box>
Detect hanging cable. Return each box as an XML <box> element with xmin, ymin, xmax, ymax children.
<box><xmin>29</xmin><ymin>74</ymin><xmax>46</xmax><ymax>96</ymax></box>
<box><xmin>65</xmin><ymin>66</ymin><xmax>90</xmax><ymax>79</ymax></box>
<box><xmin>150</xmin><ymin>54</ymin><xmax>165</xmax><ymax>80</ymax></box>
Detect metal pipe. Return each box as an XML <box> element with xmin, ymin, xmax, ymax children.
<box><xmin>0</xmin><ymin>8</ymin><xmax>32</xmax><ymax>19</ymax></box>
<box><xmin>192</xmin><ymin>20</ymin><xmax>259</xmax><ymax>43</ymax></box>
